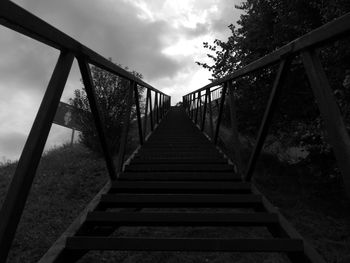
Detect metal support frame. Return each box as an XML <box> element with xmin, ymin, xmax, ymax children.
<box><xmin>78</xmin><ymin>57</ymin><xmax>117</xmax><ymax>180</ymax></box>
<box><xmin>302</xmin><ymin>50</ymin><xmax>350</xmax><ymax>197</ymax></box>
<box><xmin>0</xmin><ymin>52</ymin><xmax>74</xmax><ymax>262</ymax></box>
<box><xmin>245</xmin><ymin>59</ymin><xmax>291</xmax><ymax>181</ymax></box>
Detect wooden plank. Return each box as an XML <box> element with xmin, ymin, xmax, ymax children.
<box><xmin>86</xmin><ymin>212</ymin><xmax>278</xmax><ymax>226</ymax></box>
<box><xmin>100</xmin><ymin>193</ymin><xmax>262</xmax><ymax>208</ymax></box>
<box><xmin>131</xmin><ymin>158</ymin><xmax>227</xmax><ymax>164</ymax></box>
<box><xmin>0</xmin><ymin>52</ymin><xmax>74</xmax><ymax>262</ymax></box>
<box><xmin>78</xmin><ymin>57</ymin><xmax>117</xmax><ymax>180</ymax></box>
<box><xmin>123</xmin><ymin>164</ymin><xmax>235</xmax><ymax>172</ymax></box>
<box><xmin>302</xmin><ymin>50</ymin><xmax>350</xmax><ymax>198</ymax></box>
<box><xmin>111</xmin><ymin>181</ymin><xmax>251</xmax><ymax>191</ymax></box>
<box><xmin>66</xmin><ymin>237</ymin><xmax>303</xmax><ymax>252</ymax></box>
<box><xmin>245</xmin><ymin>59</ymin><xmax>292</xmax><ymax>181</ymax></box>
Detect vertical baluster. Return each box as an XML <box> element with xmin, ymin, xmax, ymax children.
<box><xmin>143</xmin><ymin>89</ymin><xmax>150</xmax><ymax>140</ymax></box>
<box><xmin>214</xmin><ymin>83</ymin><xmax>227</xmax><ymax>144</ymax></box>
<box><xmin>245</xmin><ymin>58</ymin><xmax>291</xmax><ymax>181</ymax></box>
<box><xmin>149</xmin><ymin>90</ymin><xmax>154</xmax><ymax>131</ymax></box>
<box><xmin>78</xmin><ymin>58</ymin><xmax>117</xmax><ymax>180</ymax></box>
<box><xmin>201</xmin><ymin>90</ymin><xmax>208</xmax><ymax>131</ymax></box>
<box><xmin>208</xmin><ymin>88</ymin><xmax>214</xmax><ymax>139</ymax></box>
<box><xmin>302</xmin><ymin>50</ymin><xmax>350</xmax><ymax>197</ymax></box>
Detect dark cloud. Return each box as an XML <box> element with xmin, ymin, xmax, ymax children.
<box><xmin>12</xmin><ymin>0</ymin><xmax>183</xmax><ymax>81</ymax></box>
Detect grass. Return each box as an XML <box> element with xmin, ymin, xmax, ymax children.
<box><xmin>0</xmin><ymin>144</ymin><xmax>108</xmax><ymax>262</ymax></box>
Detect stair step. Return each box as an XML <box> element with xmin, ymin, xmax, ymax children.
<box><xmin>111</xmin><ymin>181</ymin><xmax>250</xmax><ymax>193</ymax></box>
<box><xmin>66</xmin><ymin>237</ymin><xmax>303</xmax><ymax>252</ymax></box>
<box><xmin>131</xmin><ymin>158</ymin><xmax>227</xmax><ymax>164</ymax></box>
<box><xmin>124</xmin><ymin>164</ymin><xmax>235</xmax><ymax>172</ymax></box>
<box><xmin>86</xmin><ymin>212</ymin><xmax>278</xmax><ymax>226</ymax></box>
<box><xmin>99</xmin><ymin>194</ymin><xmax>262</xmax><ymax>208</ymax></box>
<box><xmin>134</xmin><ymin>153</ymin><xmax>224</xmax><ymax>159</ymax></box>
<box><xmin>119</xmin><ymin>172</ymin><xmax>240</xmax><ymax>181</ymax></box>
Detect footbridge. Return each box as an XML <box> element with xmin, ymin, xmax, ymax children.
<box><xmin>1</xmin><ymin>2</ymin><xmax>350</xmax><ymax>262</ymax></box>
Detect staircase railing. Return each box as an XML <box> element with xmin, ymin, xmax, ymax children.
<box><xmin>0</xmin><ymin>1</ymin><xmax>170</xmax><ymax>261</ymax></box>
<box><xmin>183</xmin><ymin>12</ymin><xmax>350</xmax><ymax>196</ymax></box>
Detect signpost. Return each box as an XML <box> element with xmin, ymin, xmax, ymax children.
<box><xmin>53</xmin><ymin>102</ymin><xmax>82</xmax><ymax>145</ymax></box>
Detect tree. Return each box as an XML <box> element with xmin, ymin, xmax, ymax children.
<box><xmin>70</xmin><ymin>60</ymin><xmax>143</xmax><ymax>155</ymax></box>
<box><xmin>197</xmin><ymin>0</ymin><xmax>350</xmax><ymax>175</ymax></box>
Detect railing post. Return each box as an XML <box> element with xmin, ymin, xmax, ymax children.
<box><xmin>214</xmin><ymin>84</ymin><xmax>227</xmax><ymax>144</ymax></box>
<box><xmin>198</xmin><ymin>91</ymin><xmax>202</xmax><ymax>127</ymax></box>
<box><xmin>154</xmin><ymin>92</ymin><xmax>159</xmax><ymax>124</ymax></box>
<box><xmin>116</xmin><ymin>80</ymin><xmax>135</xmax><ymax>174</ymax></box>
<box><xmin>78</xmin><ymin>57</ymin><xmax>117</xmax><ymax>180</ymax></box>
<box><xmin>201</xmin><ymin>89</ymin><xmax>208</xmax><ymax>131</ymax></box>
<box><xmin>134</xmin><ymin>83</ymin><xmax>143</xmax><ymax>145</ymax></box>
<box><xmin>143</xmin><ymin>89</ymin><xmax>150</xmax><ymax>140</ymax></box>
<box><xmin>245</xmin><ymin>58</ymin><xmax>291</xmax><ymax>181</ymax></box>
<box><xmin>207</xmin><ymin>88</ymin><xmax>215</xmax><ymax>139</ymax></box>
<box><xmin>149</xmin><ymin>91</ymin><xmax>154</xmax><ymax>131</ymax></box>
<box><xmin>302</xmin><ymin>50</ymin><xmax>350</xmax><ymax>197</ymax></box>
<box><xmin>195</xmin><ymin>91</ymin><xmax>200</xmax><ymax>125</ymax></box>
<box><xmin>190</xmin><ymin>93</ymin><xmax>194</xmax><ymax>120</ymax></box>
<box><xmin>0</xmin><ymin>52</ymin><xmax>74</xmax><ymax>262</ymax></box>
<box><xmin>160</xmin><ymin>94</ymin><xmax>164</xmax><ymax>119</ymax></box>
<box><xmin>228</xmin><ymin>81</ymin><xmax>244</xmax><ymax>179</ymax></box>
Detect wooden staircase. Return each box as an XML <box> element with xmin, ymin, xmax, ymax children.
<box><xmin>42</xmin><ymin>107</ymin><xmax>325</xmax><ymax>262</ymax></box>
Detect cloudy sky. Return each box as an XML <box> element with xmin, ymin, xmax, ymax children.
<box><xmin>0</xmin><ymin>0</ymin><xmax>242</xmax><ymax>161</ymax></box>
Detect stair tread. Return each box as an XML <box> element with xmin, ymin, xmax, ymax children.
<box><xmin>66</xmin><ymin>237</ymin><xmax>303</xmax><ymax>252</ymax></box>
<box><xmin>86</xmin><ymin>211</ymin><xmax>278</xmax><ymax>225</ymax></box>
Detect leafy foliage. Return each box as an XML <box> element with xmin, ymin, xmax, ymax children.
<box><xmin>70</xmin><ymin>61</ymin><xmax>143</xmax><ymax>154</ymax></box>
<box><xmin>197</xmin><ymin>0</ymin><xmax>350</xmax><ymax>175</ymax></box>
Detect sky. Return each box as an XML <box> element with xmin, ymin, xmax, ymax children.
<box><xmin>0</xmin><ymin>0</ymin><xmax>243</xmax><ymax>161</ymax></box>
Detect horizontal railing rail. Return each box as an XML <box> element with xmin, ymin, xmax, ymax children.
<box><xmin>0</xmin><ymin>1</ymin><xmax>170</xmax><ymax>261</ymax></box>
<box><xmin>183</xmin><ymin>12</ymin><xmax>350</xmax><ymax>198</ymax></box>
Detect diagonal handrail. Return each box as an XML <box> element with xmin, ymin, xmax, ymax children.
<box><xmin>0</xmin><ymin>1</ymin><xmax>171</xmax><ymax>261</ymax></box>
<box><xmin>183</xmin><ymin>12</ymin><xmax>350</xmax><ymax>199</ymax></box>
